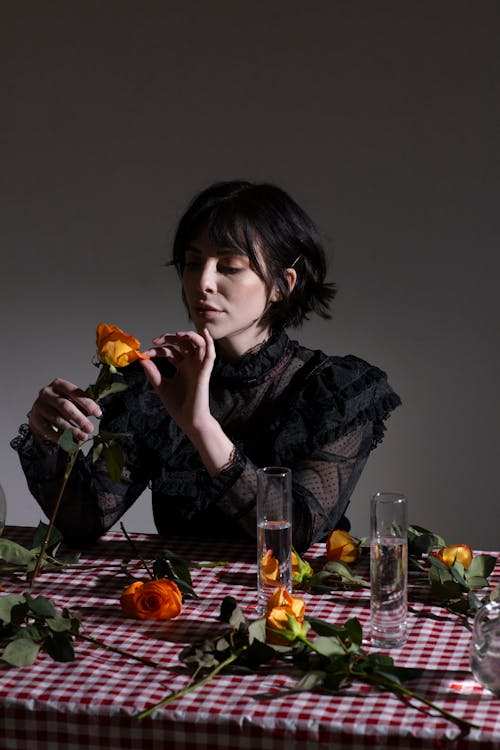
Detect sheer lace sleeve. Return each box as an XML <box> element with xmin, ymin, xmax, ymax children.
<box><xmin>10</xmin><ymin>422</ymin><xmax>154</xmax><ymax>547</ymax></box>
<box><xmin>213</xmin><ymin>424</ymin><xmax>371</xmax><ymax>551</ymax></box>
<box><xmin>209</xmin><ymin>350</ymin><xmax>400</xmax><ymax>552</ymax></box>
<box><xmin>10</xmin><ymin>364</ymin><xmax>167</xmax><ymax>547</ymax></box>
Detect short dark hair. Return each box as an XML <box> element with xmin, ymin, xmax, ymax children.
<box><xmin>172</xmin><ymin>180</ymin><xmax>337</xmax><ymax>328</ymax></box>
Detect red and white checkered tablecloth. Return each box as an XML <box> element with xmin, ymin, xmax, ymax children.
<box><xmin>1</xmin><ymin>526</ymin><xmax>499</xmax><ymax>750</ymax></box>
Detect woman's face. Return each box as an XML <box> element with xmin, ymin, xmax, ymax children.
<box><xmin>181</xmin><ymin>227</ymin><xmax>275</xmax><ymax>359</ymax></box>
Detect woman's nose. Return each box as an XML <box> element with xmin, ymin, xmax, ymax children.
<box><xmin>198</xmin><ymin>261</ymin><xmax>217</xmax><ymax>292</ymax></box>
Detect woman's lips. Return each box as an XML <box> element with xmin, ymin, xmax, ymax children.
<box><xmin>194</xmin><ymin>305</ymin><xmax>223</xmax><ymax>320</ymax></box>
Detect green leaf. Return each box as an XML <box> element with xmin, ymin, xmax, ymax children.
<box><xmin>167</xmin><ymin>574</ymin><xmax>199</xmax><ymax>600</ymax></box>
<box><xmin>20</xmin><ymin>624</ymin><xmax>46</xmax><ymax>642</ymax></box>
<box><xmin>367</xmin><ymin>652</ymin><xmax>394</xmax><ymax>667</ymax></box>
<box><xmin>58</xmin><ymin>428</ymin><xmax>78</xmax><ymax>454</ymax></box>
<box><xmin>228</xmin><ymin>604</ymin><xmax>247</xmax><ymax>631</ymax></box>
<box><xmin>408</xmin><ymin>525</ymin><xmax>446</xmax><ymax>555</ymax></box>
<box><xmin>243</xmin><ymin>637</ymin><xmax>278</xmax><ymax>667</ymax></box>
<box><xmin>322</xmin><ymin>672</ymin><xmax>348</xmax><ymax>691</ymax></box>
<box><xmin>46</xmin><ymin>616</ymin><xmax>73</xmax><ymax>633</ymax></box>
<box><xmin>91</xmin><ymin>441</ymin><xmax>104</xmax><ymax>462</ymax></box>
<box><xmin>170</xmin><ymin>560</ymin><xmax>193</xmax><ymax>588</ymax></box>
<box><xmin>294</xmin><ymin>670</ymin><xmax>326</xmax><ymax>691</ymax></box>
<box><xmin>467</xmin><ymin>554</ymin><xmax>497</xmax><ymax>579</ymax></box>
<box><xmin>378</xmin><ymin>664</ymin><xmax>422</xmax><ymax>684</ymax></box>
<box><xmin>344</xmin><ymin>618</ymin><xmax>363</xmax><ymax>646</ymax></box>
<box><xmin>103</xmin><ymin>443</ymin><xmax>124</xmax><ymax>484</ymax></box>
<box><xmin>319</xmin><ymin>560</ymin><xmax>369</xmax><ymax>588</ymax></box>
<box><xmin>95</xmin><ymin>382</ymin><xmax>128</xmax><ymax>401</ymax></box>
<box><xmin>2</xmin><ymin>638</ymin><xmax>41</xmax><ymax>666</ymax></box>
<box><xmin>10</xmin><ymin>602</ymin><xmax>30</xmax><ymax>626</ymax></box>
<box><xmin>466</xmin><ymin>576</ymin><xmax>490</xmax><ymax>590</ymax></box>
<box><xmin>311</xmin><ymin>636</ymin><xmax>346</xmax><ymax>657</ymax></box>
<box><xmin>308</xmin><ymin>617</ymin><xmax>358</xmax><ymax>640</ymax></box>
<box><xmin>44</xmin><ymin>632</ymin><xmax>75</xmax><ymax>662</ymax></box>
<box><xmin>219</xmin><ymin>596</ymin><xmax>239</xmax><ymax>623</ymax></box>
<box><xmin>0</xmin><ymin>539</ymin><xmax>36</xmax><ymax>565</ymax></box>
<box><xmin>152</xmin><ymin>558</ymin><xmax>170</xmax><ymax>580</ymax></box>
<box><xmin>32</xmin><ymin>522</ymin><xmax>63</xmax><ymax>551</ymax></box>
<box><xmin>375</xmin><ymin>669</ymin><xmax>403</xmax><ymax>686</ymax></box>
<box><xmin>25</xmin><ymin>594</ymin><xmax>57</xmax><ymax>619</ymax></box>
<box><xmin>428</xmin><ymin>555</ymin><xmax>451</xmax><ymax>573</ymax></box>
<box><xmin>58</xmin><ymin>551</ymin><xmax>81</xmax><ymax>565</ymax></box>
<box><xmin>248</xmin><ymin>617</ymin><xmax>267</xmax><ymax>645</ymax></box>
<box><xmin>431</xmin><ymin>579</ymin><xmax>465</xmax><ymax>598</ymax></box>
<box><xmin>0</xmin><ymin>594</ymin><xmax>26</xmax><ymax>624</ymax></box>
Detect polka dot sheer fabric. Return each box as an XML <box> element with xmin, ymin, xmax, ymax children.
<box><xmin>12</xmin><ymin>330</ymin><xmax>400</xmax><ymax>551</ymax></box>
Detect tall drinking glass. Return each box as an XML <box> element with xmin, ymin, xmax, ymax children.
<box><xmin>256</xmin><ymin>467</ymin><xmax>292</xmax><ymax>613</ymax></box>
<box><xmin>370</xmin><ymin>491</ymin><xmax>408</xmax><ymax>648</ymax></box>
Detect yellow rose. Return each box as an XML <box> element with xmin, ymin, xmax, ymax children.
<box><xmin>96</xmin><ymin>323</ymin><xmax>149</xmax><ymax>368</ymax></box>
<box><xmin>265</xmin><ymin>586</ymin><xmax>306</xmax><ymax>645</ymax></box>
<box><xmin>326</xmin><ymin>529</ymin><xmax>359</xmax><ymax>564</ymax></box>
<box><xmin>260</xmin><ymin>549</ymin><xmax>280</xmax><ymax>586</ymax></box>
<box><xmin>120</xmin><ymin>578</ymin><xmax>182</xmax><ymax>620</ymax></box>
<box><xmin>430</xmin><ymin>544</ymin><xmax>473</xmax><ymax>569</ymax></box>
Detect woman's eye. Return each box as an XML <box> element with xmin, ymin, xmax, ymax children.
<box><xmin>218</xmin><ymin>265</ymin><xmax>241</xmax><ymax>275</ymax></box>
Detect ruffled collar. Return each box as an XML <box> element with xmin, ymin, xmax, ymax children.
<box><xmin>212</xmin><ymin>328</ymin><xmax>292</xmax><ymax>384</ymax></box>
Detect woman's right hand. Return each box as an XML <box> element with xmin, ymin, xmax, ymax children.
<box><xmin>28</xmin><ymin>378</ymin><xmax>102</xmax><ymax>443</ymax></box>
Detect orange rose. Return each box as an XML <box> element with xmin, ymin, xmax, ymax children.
<box><xmin>96</xmin><ymin>323</ymin><xmax>149</xmax><ymax>368</ymax></box>
<box><xmin>120</xmin><ymin>578</ymin><xmax>182</xmax><ymax>620</ymax></box>
<box><xmin>326</xmin><ymin>529</ymin><xmax>359</xmax><ymax>564</ymax></box>
<box><xmin>430</xmin><ymin>544</ymin><xmax>473</xmax><ymax>569</ymax></box>
<box><xmin>260</xmin><ymin>549</ymin><xmax>279</xmax><ymax>586</ymax></box>
<box><xmin>265</xmin><ymin>586</ymin><xmax>307</xmax><ymax>644</ymax></box>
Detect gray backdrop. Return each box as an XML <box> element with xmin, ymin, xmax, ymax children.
<box><xmin>1</xmin><ymin>1</ymin><xmax>498</xmax><ymax>547</ymax></box>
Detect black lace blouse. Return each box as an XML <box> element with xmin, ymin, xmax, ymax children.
<box><xmin>11</xmin><ymin>330</ymin><xmax>401</xmax><ymax>551</ymax></box>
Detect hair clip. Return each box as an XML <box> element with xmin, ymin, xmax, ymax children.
<box><xmin>290</xmin><ymin>255</ymin><xmax>302</xmax><ymax>268</ymax></box>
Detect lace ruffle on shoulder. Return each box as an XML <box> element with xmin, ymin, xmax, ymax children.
<box><xmin>268</xmin><ymin>353</ymin><xmax>401</xmax><ymax>465</ymax></box>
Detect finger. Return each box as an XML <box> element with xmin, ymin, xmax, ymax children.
<box><xmin>49</xmin><ymin>379</ymin><xmax>102</xmax><ymax>419</ymax></box>
<box><xmin>202</xmin><ymin>327</ymin><xmax>216</xmax><ymax>362</ymax></box>
<box><xmin>30</xmin><ymin>412</ymin><xmax>89</xmax><ymax>444</ymax></box>
<box><xmin>142</xmin><ymin>345</ymin><xmax>183</xmax><ymax>365</ymax></box>
<box><xmin>175</xmin><ymin>331</ymin><xmax>207</xmax><ymax>362</ymax></box>
<box><xmin>176</xmin><ymin>330</ymin><xmax>206</xmax><ymax>347</ymax></box>
<box><xmin>140</xmin><ymin>358</ymin><xmax>163</xmax><ymax>388</ymax></box>
<box><xmin>151</xmin><ymin>333</ymin><xmax>183</xmax><ymax>346</ymax></box>
<box><xmin>29</xmin><ymin>413</ymin><xmax>60</xmax><ymax>443</ymax></box>
<box><xmin>34</xmin><ymin>390</ymin><xmax>97</xmax><ymax>439</ymax></box>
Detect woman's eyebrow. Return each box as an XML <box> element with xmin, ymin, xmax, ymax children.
<box><xmin>186</xmin><ymin>244</ymin><xmax>247</xmax><ymax>257</ymax></box>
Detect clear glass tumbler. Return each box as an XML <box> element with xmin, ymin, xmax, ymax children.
<box><xmin>256</xmin><ymin>467</ymin><xmax>292</xmax><ymax>614</ymax></box>
<box><xmin>370</xmin><ymin>491</ymin><xmax>408</xmax><ymax>648</ymax></box>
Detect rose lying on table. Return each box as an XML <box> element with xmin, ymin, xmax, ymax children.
<box><xmin>136</xmin><ymin>589</ymin><xmax>477</xmax><ymax>734</ymax></box>
<box><xmin>429</xmin><ymin>544</ymin><xmax>473</xmax><ymax>569</ymax></box>
<box><xmin>408</xmin><ymin>526</ymin><xmax>497</xmax><ymax>616</ymax></box>
<box><xmin>325</xmin><ymin>529</ymin><xmax>361</xmax><ymax>564</ymax></box>
<box><xmin>120</xmin><ymin>579</ymin><xmax>183</xmax><ymax>620</ymax></box>
<box><xmin>265</xmin><ymin>586</ymin><xmax>307</xmax><ymax>644</ymax></box>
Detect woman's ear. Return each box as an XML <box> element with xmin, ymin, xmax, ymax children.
<box><xmin>270</xmin><ymin>268</ymin><xmax>297</xmax><ymax>302</ymax></box>
<box><xmin>284</xmin><ymin>267</ymin><xmax>297</xmax><ymax>293</ymax></box>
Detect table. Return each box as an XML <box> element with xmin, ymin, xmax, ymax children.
<box><xmin>1</xmin><ymin>526</ymin><xmax>499</xmax><ymax>750</ymax></box>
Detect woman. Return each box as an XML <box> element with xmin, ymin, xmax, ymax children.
<box><xmin>11</xmin><ymin>180</ymin><xmax>401</xmax><ymax>551</ymax></box>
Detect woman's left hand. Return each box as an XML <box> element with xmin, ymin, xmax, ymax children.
<box><xmin>140</xmin><ymin>327</ymin><xmax>215</xmax><ymax>436</ymax></box>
